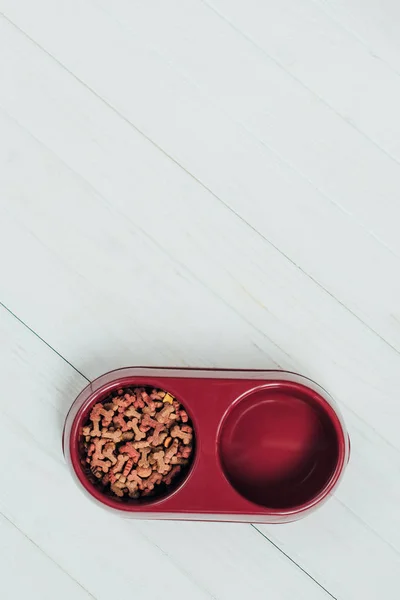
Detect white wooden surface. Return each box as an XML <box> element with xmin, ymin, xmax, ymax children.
<box><xmin>0</xmin><ymin>1</ymin><xmax>399</xmax><ymax>598</ymax></box>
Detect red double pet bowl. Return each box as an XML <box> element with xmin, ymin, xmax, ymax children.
<box><xmin>63</xmin><ymin>368</ymin><xmax>350</xmax><ymax>523</ymax></box>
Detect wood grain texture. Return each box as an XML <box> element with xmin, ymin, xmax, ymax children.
<box><xmin>0</xmin><ymin>0</ymin><xmax>400</xmax><ymax>598</ymax></box>
<box><xmin>312</xmin><ymin>0</ymin><xmax>400</xmax><ymax>76</ymax></box>
<box><xmin>0</xmin><ymin>514</ymin><xmax>94</xmax><ymax>600</ymax></box>
<box><xmin>204</xmin><ymin>0</ymin><xmax>400</xmax><ymax>160</ymax></box>
<box><xmin>0</xmin><ymin>3</ymin><xmax>399</xmax><ymax>352</ymax></box>
<box><xmin>94</xmin><ymin>0</ymin><xmax>400</xmax><ymax>256</ymax></box>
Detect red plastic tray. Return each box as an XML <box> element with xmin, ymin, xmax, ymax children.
<box><xmin>63</xmin><ymin>368</ymin><xmax>350</xmax><ymax>524</ymax></box>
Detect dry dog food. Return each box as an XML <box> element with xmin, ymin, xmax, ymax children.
<box><xmin>81</xmin><ymin>387</ymin><xmax>194</xmax><ymax>499</ymax></box>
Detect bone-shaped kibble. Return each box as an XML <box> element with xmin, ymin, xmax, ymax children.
<box><xmin>135</xmin><ymin>389</ymin><xmax>146</xmax><ymax>409</ymax></box>
<box><xmin>112</xmin><ymin>453</ymin><xmax>129</xmax><ymax>474</ymax></box>
<box><xmin>124</xmin><ymin>406</ymin><xmax>141</xmax><ymax>419</ymax></box>
<box><xmin>139</xmin><ymin>424</ymin><xmax>151</xmax><ymax>434</ymax></box>
<box><xmin>126</xmin><ymin>418</ymin><xmax>146</xmax><ymax>441</ymax></box>
<box><xmin>141</xmin><ymin>414</ymin><xmax>158</xmax><ymax>429</ymax></box>
<box><xmin>170</xmin><ymin>425</ymin><xmax>192</xmax><ymax>445</ymax></box>
<box><xmin>112</xmin><ymin>413</ymin><xmax>129</xmax><ymax>432</ymax></box>
<box><xmin>87</xmin><ymin>442</ymin><xmax>95</xmax><ymax>457</ymax></box>
<box><xmin>110</xmin><ymin>482</ymin><xmax>124</xmax><ymax>497</ymax></box>
<box><xmin>122</xmin><ymin>458</ymin><xmax>134</xmax><ymax>478</ymax></box>
<box><xmin>152</xmin><ymin>450</ymin><xmax>170</xmax><ymax>475</ymax></box>
<box><xmin>119</xmin><ymin>443</ymin><xmax>140</xmax><ymax>463</ymax></box>
<box><xmin>137</xmin><ymin>466</ymin><xmax>152</xmax><ymax>478</ymax></box>
<box><xmin>164</xmin><ymin>465</ymin><xmax>181</xmax><ymax>486</ymax></box>
<box><xmin>125</xmin><ymin>479</ymin><xmax>140</xmax><ymax>497</ymax></box>
<box><xmin>138</xmin><ymin>447</ymin><xmax>151</xmax><ymax>469</ymax></box>
<box><xmin>171</xmin><ymin>457</ymin><xmax>189</xmax><ymax>466</ymax></box>
<box><xmin>179</xmin><ymin>410</ymin><xmax>189</xmax><ymax>423</ymax></box>
<box><xmin>156</xmin><ymin>404</ymin><xmax>176</xmax><ymax>424</ymax></box>
<box><xmin>147</xmin><ymin>422</ymin><xmax>166</xmax><ymax>446</ymax></box>
<box><xmin>100</xmin><ymin>409</ymin><xmax>114</xmax><ymax>427</ymax></box>
<box><xmin>115</xmin><ymin>393</ymin><xmax>136</xmax><ymax>413</ymax></box>
<box><xmin>91</xmin><ymin>457</ymin><xmax>111</xmax><ymax>472</ymax></box>
<box><xmin>158</xmin><ymin>431</ymin><xmax>168</xmax><ymax>446</ymax></box>
<box><xmin>92</xmin><ymin>438</ymin><xmax>107</xmax><ymax>459</ymax></box>
<box><xmin>179</xmin><ymin>445</ymin><xmax>193</xmax><ymax>459</ymax></box>
<box><xmin>133</xmin><ymin>397</ymin><xmax>145</xmax><ymax>409</ymax></box>
<box><xmin>164</xmin><ymin>439</ymin><xmax>179</xmax><ymax>464</ymax></box>
<box><xmin>141</xmin><ymin>391</ymin><xmax>156</xmax><ymax>413</ymax></box>
<box><xmin>89</xmin><ymin>420</ymin><xmax>101</xmax><ymax>437</ymax></box>
<box><xmin>90</xmin><ymin>403</ymin><xmax>114</xmax><ymax>428</ymax></box>
<box><xmin>90</xmin><ymin>404</ymin><xmax>104</xmax><ymax>424</ymax></box>
<box><xmin>103</xmin><ymin>442</ymin><xmax>117</xmax><ymax>465</ymax></box>
<box><xmin>143</xmin><ymin>471</ymin><xmax>163</xmax><ymax>491</ymax></box>
<box><xmin>133</xmin><ymin>440</ymin><xmax>151</xmax><ymax>449</ymax></box>
<box><xmin>101</xmin><ymin>428</ymin><xmax>123</xmax><ymax>443</ymax></box>
<box><xmin>127</xmin><ymin>470</ymin><xmax>144</xmax><ymax>490</ymax></box>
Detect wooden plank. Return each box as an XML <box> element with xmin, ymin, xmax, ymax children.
<box><xmin>203</xmin><ymin>0</ymin><xmax>400</xmax><ymax>161</ymax></box>
<box><xmin>93</xmin><ymin>0</ymin><xmax>400</xmax><ymax>257</ymax></box>
<box><xmin>0</xmin><ymin>514</ymin><xmax>94</xmax><ymax>600</ymax></box>
<box><xmin>0</xmin><ymin>9</ymin><xmax>399</xmax><ymax>352</ymax></box>
<box><xmin>313</xmin><ymin>0</ymin><xmax>400</xmax><ymax>74</ymax></box>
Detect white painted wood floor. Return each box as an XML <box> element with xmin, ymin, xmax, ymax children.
<box><xmin>0</xmin><ymin>1</ymin><xmax>400</xmax><ymax>598</ymax></box>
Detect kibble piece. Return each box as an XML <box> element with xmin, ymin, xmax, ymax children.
<box><xmin>103</xmin><ymin>442</ymin><xmax>117</xmax><ymax>465</ymax></box>
<box><xmin>164</xmin><ymin>465</ymin><xmax>181</xmax><ymax>486</ymax></box>
<box><xmin>170</xmin><ymin>425</ymin><xmax>192</xmax><ymax>445</ymax></box>
<box><xmin>163</xmin><ymin>392</ymin><xmax>174</xmax><ymax>404</ymax></box>
<box><xmin>137</xmin><ymin>466</ymin><xmax>152</xmax><ymax>478</ymax></box>
<box><xmin>156</xmin><ymin>404</ymin><xmax>176</xmax><ymax>424</ymax></box>
<box><xmin>112</xmin><ymin>454</ymin><xmax>129</xmax><ymax>474</ymax></box>
<box><xmin>165</xmin><ymin>439</ymin><xmax>179</xmax><ymax>464</ymax></box>
<box><xmin>101</xmin><ymin>429</ymin><xmax>123</xmax><ymax>443</ymax></box>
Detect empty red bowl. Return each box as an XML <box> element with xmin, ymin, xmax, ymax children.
<box><xmin>63</xmin><ymin>368</ymin><xmax>350</xmax><ymax>523</ymax></box>
<box><xmin>218</xmin><ymin>384</ymin><xmax>342</xmax><ymax>510</ymax></box>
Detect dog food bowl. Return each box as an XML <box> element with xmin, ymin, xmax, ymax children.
<box><xmin>63</xmin><ymin>368</ymin><xmax>350</xmax><ymax>523</ymax></box>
